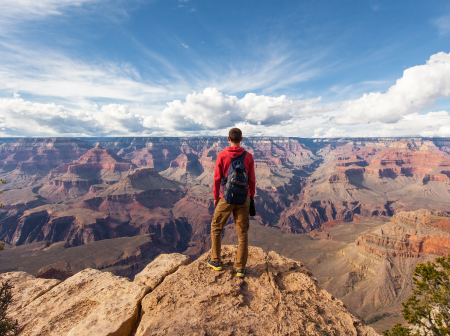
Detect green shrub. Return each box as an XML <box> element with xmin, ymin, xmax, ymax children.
<box><xmin>383</xmin><ymin>255</ymin><xmax>450</xmax><ymax>336</ymax></box>
<box><xmin>0</xmin><ymin>282</ymin><xmax>19</xmax><ymax>336</ymax></box>
<box><xmin>0</xmin><ymin>179</ymin><xmax>20</xmax><ymax>336</ymax></box>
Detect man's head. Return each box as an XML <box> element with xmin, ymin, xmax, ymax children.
<box><xmin>228</xmin><ymin>128</ymin><xmax>243</xmax><ymax>146</ymax></box>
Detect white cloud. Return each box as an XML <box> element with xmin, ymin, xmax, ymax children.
<box><xmin>0</xmin><ymin>98</ymin><xmax>144</xmax><ymax>136</ymax></box>
<box><xmin>157</xmin><ymin>87</ymin><xmax>325</xmax><ymax>131</ymax></box>
<box><xmin>2</xmin><ymin>94</ymin><xmax>450</xmax><ymax>138</ymax></box>
<box><xmin>315</xmin><ymin>111</ymin><xmax>450</xmax><ymax>138</ymax></box>
<box><xmin>333</xmin><ymin>52</ymin><xmax>450</xmax><ymax>124</ymax></box>
<box><xmin>181</xmin><ymin>43</ymin><xmax>189</xmax><ymax>49</ymax></box>
<box><xmin>0</xmin><ymin>89</ymin><xmax>331</xmax><ymax>137</ymax></box>
<box><xmin>2</xmin><ymin>50</ymin><xmax>450</xmax><ymax>138</ymax></box>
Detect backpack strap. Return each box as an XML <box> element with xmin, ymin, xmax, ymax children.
<box><xmin>230</xmin><ymin>151</ymin><xmax>246</xmax><ymax>164</ymax></box>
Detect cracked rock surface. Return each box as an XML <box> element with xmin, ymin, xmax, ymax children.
<box><xmin>134</xmin><ymin>253</ymin><xmax>191</xmax><ymax>290</ymax></box>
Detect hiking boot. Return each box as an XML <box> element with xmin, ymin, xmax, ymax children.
<box><xmin>236</xmin><ymin>269</ymin><xmax>245</xmax><ymax>278</ymax></box>
<box><xmin>207</xmin><ymin>259</ymin><xmax>223</xmax><ymax>271</ymax></box>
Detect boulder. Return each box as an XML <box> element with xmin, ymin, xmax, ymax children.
<box><xmin>16</xmin><ymin>268</ymin><xmax>147</xmax><ymax>336</ymax></box>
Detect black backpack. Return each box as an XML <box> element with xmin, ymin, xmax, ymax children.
<box><xmin>222</xmin><ymin>152</ymin><xmax>249</xmax><ymax>205</ymax></box>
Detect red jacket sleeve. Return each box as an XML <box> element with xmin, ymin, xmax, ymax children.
<box><xmin>247</xmin><ymin>154</ymin><xmax>256</xmax><ymax>198</ymax></box>
<box><xmin>213</xmin><ymin>153</ymin><xmax>223</xmax><ymax>200</ymax></box>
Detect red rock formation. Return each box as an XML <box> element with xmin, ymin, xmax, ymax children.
<box><xmin>5</xmin><ymin>168</ymin><xmax>189</xmax><ymax>249</ymax></box>
<box><xmin>356</xmin><ymin>210</ymin><xmax>450</xmax><ymax>258</ymax></box>
<box><xmin>38</xmin><ymin>146</ymin><xmax>136</xmax><ymax>202</ymax></box>
<box><xmin>328</xmin><ymin>172</ymin><xmax>349</xmax><ymax>183</ymax></box>
<box><xmin>331</xmin><ymin>142</ymin><xmax>450</xmax><ymax>181</ymax></box>
<box><xmin>0</xmin><ymin>138</ymin><xmax>92</xmax><ymax>174</ymax></box>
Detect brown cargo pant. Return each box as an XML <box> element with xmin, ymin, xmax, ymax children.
<box><xmin>210</xmin><ymin>196</ymin><xmax>250</xmax><ymax>270</ymax></box>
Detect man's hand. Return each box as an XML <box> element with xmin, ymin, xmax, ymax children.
<box><xmin>214</xmin><ymin>199</ymin><xmax>220</xmax><ymax>207</ymax></box>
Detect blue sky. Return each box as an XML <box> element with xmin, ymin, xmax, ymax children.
<box><xmin>0</xmin><ymin>0</ymin><xmax>449</xmax><ymax>137</ymax></box>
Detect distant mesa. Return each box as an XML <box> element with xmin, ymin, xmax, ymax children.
<box><xmin>38</xmin><ymin>146</ymin><xmax>136</xmax><ymax>202</ymax></box>
<box><xmin>35</xmin><ymin>261</ymin><xmax>73</xmax><ymax>281</ymax></box>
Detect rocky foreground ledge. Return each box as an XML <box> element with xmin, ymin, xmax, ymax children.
<box><xmin>3</xmin><ymin>246</ymin><xmax>378</xmax><ymax>336</ymax></box>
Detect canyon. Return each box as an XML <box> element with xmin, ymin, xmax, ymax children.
<box><xmin>1</xmin><ymin>136</ymin><xmax>450</xmax><ymax>333</ymax></box>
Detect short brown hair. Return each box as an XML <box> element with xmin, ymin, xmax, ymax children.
<box><xmin>228</xmin><ymin>128</ymin><xmax>242</xmax><ymax>143</ymax></box>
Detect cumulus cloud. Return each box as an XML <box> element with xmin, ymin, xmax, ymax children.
<box><xmin>0</xmin><ymin>98</ymin><xmax>144</xmax><ymax>136</ymax></box>
<box><xmin>314</xmin><ymin>111</ymin><xmax>450</xmax><ymax>138</ymax></box>
<box><xmin>333</xmin><ymin>52</ymin><xmax>450</xmax><ymax>124</ymax></box>
<box><xmin>158</xmin><ymin>87</ymin><xmax>324</xmax><ymax>131</ymax></box>
<box><xmin>0</xmin><ymin>88</ymin><xmax>330</xmax><ymax>136</ymax></box>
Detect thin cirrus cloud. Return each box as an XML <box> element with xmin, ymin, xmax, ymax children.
<box><xmin>0</xmin><ymin>0</ymin><xmax>100</xmax><ymax>31</ymax></box>
<box><xmin>0</xmin><ymin>43</ymin><xmax>169</xmax><ymax>103</ymax></box>
<box><xmin>0</xmin><ymin>36</ymin><xmax>325</xmax><ymax>107</ymax></box>
<box><xmin>433</xmin><ymin>15</ymin><xmax>450</xmax><ymax>36</ymax></box>
<box><xmin>333</xmin><ymin>52</ymin><xmax>450</xmax><ymax>125</ymax></box>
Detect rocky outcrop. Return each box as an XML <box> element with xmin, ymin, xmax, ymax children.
<box><xmin>6</xmin><ymin>247</ymin><xmax>378</xmax><ymax>336</ymax></box>
<box><xmin>356</xmin><ymin>210</ymin><xmax>450</xmax><ymax>258</ymax></box>
<box><xmin>136</xmin><ymin>246</ymin><xmax>377</xmax><ymax>336</ymax></box>
<box><xmin>160</xmin><ymin>153</ymin><xmax>204</xmax><ymax>182</ymax></box>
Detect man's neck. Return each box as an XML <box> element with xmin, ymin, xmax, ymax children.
<box><xmin>229</xmin><ymin>143</ymin><xmax>240</xmax><ymax>147</ymax></box>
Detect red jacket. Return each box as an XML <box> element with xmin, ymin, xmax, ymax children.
<box><xmin>213</xmin><ymin>146</ymin><xmax>255</xmax><ymax>200</ymax></box>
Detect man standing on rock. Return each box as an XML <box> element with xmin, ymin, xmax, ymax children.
<box><xmin>208</xmin><ymin>128</ymin><xmax>256</xmax><ymax>278</ymax></box>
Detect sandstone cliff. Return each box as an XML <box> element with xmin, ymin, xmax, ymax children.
<box><xmin>356</xmin><ymin>209</ymin><xmax>450</xmax><ymax>258</ymax></box>
<box><xmin>4</xmin><ymin>246</ymin><xmax>378</xmax><ymax>336</ymax></box>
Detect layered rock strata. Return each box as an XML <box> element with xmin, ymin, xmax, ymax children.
<box><xmin>356</xmin><ymin>209</ymin><xmax>450</xmax><ymax>258</ymax></box>
<box><xmin>39</xmin><ymin>145</ymin><xmax>136</xmax><ymax>202</ymax></box>
<box><xmin>0</xmin><ymin>138</ymin><xmax>92</xmax><ymax>174</ymax></box>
